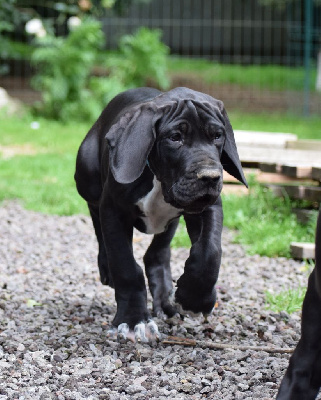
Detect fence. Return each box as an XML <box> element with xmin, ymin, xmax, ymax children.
<box><xmin>1</xmin><ymin>0</ymin><xmax>320</xmax><ymax>115</ymax></box>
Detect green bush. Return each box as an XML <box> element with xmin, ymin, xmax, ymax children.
<box><xmin>106</xmin><ymin>27</ymin><xmax>170</xmax><ymax>90</ymax></box>
<box><xmin>31</xmin><ymin>21</ymin><xmax>170</xmax><ymax>121</ymax></box>
<box><xmin>0</xmin><ymin>0</ymin><xmax>19</xmax><ymax>75</ymax></box>
<box><xmin>31</xmin><ymin>18</ymin><xmax>105</xmax><ymax>121</ymax></box>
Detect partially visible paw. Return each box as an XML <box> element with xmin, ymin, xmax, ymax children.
<box><xmin>169</xmin><ymin>287</ymin><xmax>215</xmax><ymax>318</ymax></box>
<box><xmin>153</xmin><ymin>300</ymin><xmax>178</xmax><ymax>319</ymax></box>
<box><xmin>107</xmin><ymin>320</ymin><xmax>161</xmax><ymax>343</ymax></box>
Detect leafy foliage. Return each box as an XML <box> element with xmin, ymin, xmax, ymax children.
<box><xmin>106</xmin><ymin>27</ymin><xmax>170</xmax><ymax>89</ymax></box>
<box><xmin>31</xmin><ymin>19</ymin><xmax>105</xmax><ymax>121</ymax></box>
<box><xmin>265</xmin><ymin>287</ymin><xmax>307</xmax><ymax>314</ymax></box>
<box><xmin>0</xmin><ymin>0</ymin><xmax>22</xmax><ymax>74</ymax></box>
<box><xmin>30</xmin><ymin>21</ymin><xmax>169</xmax><ymax>121</ymax></box>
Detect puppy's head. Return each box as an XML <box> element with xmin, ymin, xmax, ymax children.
<box><xmin>106</xmin><ymin>87</ymin><xmax>247</xmax><ymax>214</ymax></box>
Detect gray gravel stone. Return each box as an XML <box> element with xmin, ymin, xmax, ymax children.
<box><xmin>0</xmin><ymin>201</ymin><xmax>320</xmax><ymax>399</ymax></box>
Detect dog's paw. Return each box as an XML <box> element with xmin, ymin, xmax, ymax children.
<box><xmin>169</xmin><ymin>287</ymin><xmax>214</xmax><ymax>319</ymax></box>
<box><xmin>107</xmin><ymin>320</ymin><xmax>161</xmax><ymax>343</ymax></box>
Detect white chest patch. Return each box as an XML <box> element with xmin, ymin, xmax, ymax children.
<box><xmin>136</xmin><ymin>178</ymin><xmax>182</xmax><ymax>234</ymax></box>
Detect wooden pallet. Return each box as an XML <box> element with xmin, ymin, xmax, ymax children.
<box><xmin>268</xmin><ymin>185</ymin><xmax>321</xmax><ymax>202</ymax></box>
<box><xmin>259</xmin><ymin>163</ymin><xmax>313</xmax><ymax>179</ymax></box>
<box><xmin>233</xmin><ymin>132</ymin><xmax>321</xmax><ymax>259</ymax></box>
<box><xmin>312</xmin><ymin>167</ymin><xmax>321</xmax><ymax>181</ymax></box>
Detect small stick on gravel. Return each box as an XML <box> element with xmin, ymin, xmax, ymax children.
<box><xmin>163</xmin><ymin>336</ymin><xmax>294</xmax><ymax>354</ymax></box>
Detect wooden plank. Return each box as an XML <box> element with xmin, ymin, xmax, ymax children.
<box><xmin>240</xmin><ymin>161</ymin><xmax>260</xmax><ymax>169</ymax></box>
<box><xmin>234</xmin><ymin>130</ymin><xmax>297</xmax><ymax>148</ymax></box>
<box><xmin>268</xmin><ymin>185</ymin><xmax>321</xmax><ymax>202</ymax></box>
<box><xmin>238</xmin><ymin>145</ymin><xmax>321</xmax><ymax>167</ymax></box>
<box><xmin>286</xmin><ymin>140</ymin><xmax>321</xmax><ymax>151</ymax></box>
<box><xmin>224</xmin><ymin>169</ymin><xmax>307</xmax><ymax>184</ymax></box>
<box><xmin>312</xmin><ymin>167</ymin><xmax>321</xmax><ymax>182</ymax></box>
<box><xmin>258</xmin><ymin>172</ymin><xmax>310</xmax><ymax>184</ymax></box>
<box><xmin>259</xmin><ymin>163</ymin><xmax>278</xmax><ymax>173</ymax></box>
<box><xmin>222</xmin><ymin>184</ymin><xmax>248</xmax><ymax>196</ymax></box>
<box><xmin>259</xmin><ymin>163</ymin><xmax>313</xmax><ymax>179</ymax></box>
<box><xmin>291</xmin><ymin>242</ymin><xmax>315</xmax><ymax>260</ymax></box>
<box><xmin>280</xmin><ymin>165</ymin><xmax>312</xmax><ymax>179</ymax></box>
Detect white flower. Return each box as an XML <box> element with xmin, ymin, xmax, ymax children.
<box><xmin>68</xmin><ymin>16</ymin><xmax>82</xmax><ymax>30</ymax></box>
<box><xmin>25</xmin><ymin>18</ymin><xmax>45</xmax><ymax>36</ymax></box>
<box><xmin>30</xmin><ymin>121</ymin><xmax>40</xmax><ymax>130</ymax></box>
<box><xmin>36</xmin><ymin>28</ymin><xmax>47</xmax><ymax>38</ymax></box>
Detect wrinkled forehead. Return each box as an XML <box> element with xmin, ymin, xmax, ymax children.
<box><xmin>157</xmin><ymin>99</ymin><xmax>224</xmax><ymax>131</ymax></box>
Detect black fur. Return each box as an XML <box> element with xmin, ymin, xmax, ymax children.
<box><xmin>75</xmin><ymin>87</ymin><xmax>247</xmax><ymax>330</ymax></box>
<box><xmin>277</xmin><ymin>208</ymin><xmax>321</xmax><ymax>400</ymax></box>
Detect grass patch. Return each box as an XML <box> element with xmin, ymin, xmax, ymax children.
<box><xmin>169</xmin><ymin>57</ymin><xmax>318</xmax><ymax>92</ymax></box>
<box><xmin>1</xmin><ymin>113</ymin><xmax>90</xmax><ymax>152</ymax></box>
<box><xmin>171</xmin><ymin>220</ymin><xmax>191</xmax><ymax>248</ymax></box>
<box><xmin>0</xmin><ymin>153</ymin><xmax>88</xmax><ymax>215</ymax></box>
<box><xmin>0</xmin><ymin>112</ymin><xmax>90</xmax><ymax>215</ymax></box>
<box><xmin>222</xmin><ymin>179</ymin><xmax>317</xmax><ymax>257</ymax></box>
<box><xmin>265</xmin><ymin>287</ymin><xmax>306</xmax><ymax>314</ymax></box>
<box><xmin>229</xmin><ymin>111</ymin><xmax>321</xmax><ymax>140</ymax></box>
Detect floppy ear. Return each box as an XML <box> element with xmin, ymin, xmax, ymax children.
<box><xmin>220</xmin><ymin>105</ymin><xmax>248</xmax><ymax>188</ymax></box>
<box><xmin>106</xmin><ymin>102</ymin><xmax>172</xmax><ymax>184</ymax></box>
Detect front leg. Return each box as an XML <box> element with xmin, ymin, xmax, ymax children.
<box><xmin>100</xmin><ymin>196</ymin><xmax>159</xmax><ymax>342</ymax></box>
<box><xmin>277</xmin><ymin>269</ymin><xmax>321</xmax><ymax>400</ymax></box>
<box><xmin>175</xmin><ymin>197</ymin><xmax>223</xmax><ymax>315</ymax></box>
<box><xmin>144</xmin><ymin>218</ymin><xmax>179</xmax><ymax>317</ymax></box>
<box><xmin>277</xmin><ymin>208</ymin><xmax>321</xmax><ymax>399</ymax></box>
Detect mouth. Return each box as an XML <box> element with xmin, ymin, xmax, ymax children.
<box><xmin>169</xmin><ymin>187</ymin><xmax>221</xmax><ymax>214</ymax></box>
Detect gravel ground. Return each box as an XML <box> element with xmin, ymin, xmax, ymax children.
<box><xmin>0</xmin><ymin>201</ymin><xmax>318</xmax><ymax>400</ymax></box>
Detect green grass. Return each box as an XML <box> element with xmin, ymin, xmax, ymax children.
<box><xmin>265</xmin><ymin>287</ymin><xmax>307</xmax><ymax>314</ymax></box>
<box><xmin>171</xmin><ymin>220</ymin><xmax>191</xmax><ymax>248</ymax></box>
<box><xmin>169</xmin><ymin>57</ymin><xmax>318</xmax><ymax>92</ymax></box>
<box><xmin>222</xmin><ymin>179</ymin><xmax>317</xmax><ymax>257</ymax></box>
<box><xmin>0</xmin><ymin>112</ymin><xmax>90</xmax><ymax>215</ymax></box>
<box><xmin>229</xmin><ymin>111</ymin><xmax>321</xmax><ymax>140</ymax></box>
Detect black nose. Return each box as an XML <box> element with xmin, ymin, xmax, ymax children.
<box><xmin>197</xmin><ymin>168</ymin><xmax>221</xmax><ymax>183</ymax></box>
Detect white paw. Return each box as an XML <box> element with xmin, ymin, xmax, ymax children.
<box><xmin>107</xmin><ymin>320</ymin><xmax>161</xmax><ymax>343</ymax></box>
<box><xmin>169</xmin><ymin>288</ymin><xmax>214</xmax><ymax>318</ymax></box>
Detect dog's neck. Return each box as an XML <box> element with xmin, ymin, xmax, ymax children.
<box><xmin>135</xmin><ymin>177</ymin><xmax>182</xmax><ymax>234</ymax></box>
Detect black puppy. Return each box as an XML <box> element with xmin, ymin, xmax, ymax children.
<box><xmin>277</xmin><ymin>208</ymin><xmax>321</xmax><ymax>399</ymax></box>
<box><xmin>75</xmin><ymin>87</ymin><xmax>247</xmax><ymax>342</ymax></box>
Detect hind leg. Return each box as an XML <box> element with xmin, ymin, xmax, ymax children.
<box><xmin>143</xmin><ymin>219</ymin><xmax>179</xmax><ymax>317</ymax></box>
<box><xmin>88</xmin><ymin>204</ymin><xmax>114</xmax><ymax>287</ymax></box>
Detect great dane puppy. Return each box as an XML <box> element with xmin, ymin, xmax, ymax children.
<box><xmin>277</xmin><ymin>208</ymin><xmax>321</xmax><ymax>399</ymax></box>
<box><xmin>75</xmin><ymin>87</ymin><xmax>247</xmax><ymax>342</ymax></box>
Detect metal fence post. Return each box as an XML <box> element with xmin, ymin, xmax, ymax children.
<box><xmin>304</xmin><ymin>0</ymin><xmax>313</xmax><ymax>116</ymax></box>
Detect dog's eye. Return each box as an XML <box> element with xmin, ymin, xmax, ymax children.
<box><xmin>169</xmin><ymin>133</ymin><xmax>183</xmax><ymax>142</ymax></box>
<box><xmin>209</xmin><ymin>128</ymin><xmax>224</xmax><ymax>142</ymax></box>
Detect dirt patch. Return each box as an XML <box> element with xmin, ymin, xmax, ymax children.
<box><xmin>171</xmin><ymin>73</ymin><xmax>321</xmax><ymax>114</ymax></box>
<box><xmin>0</xmin><ymin>144</ymin><xmax>40</xmax><ymax>159</ymax></box>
